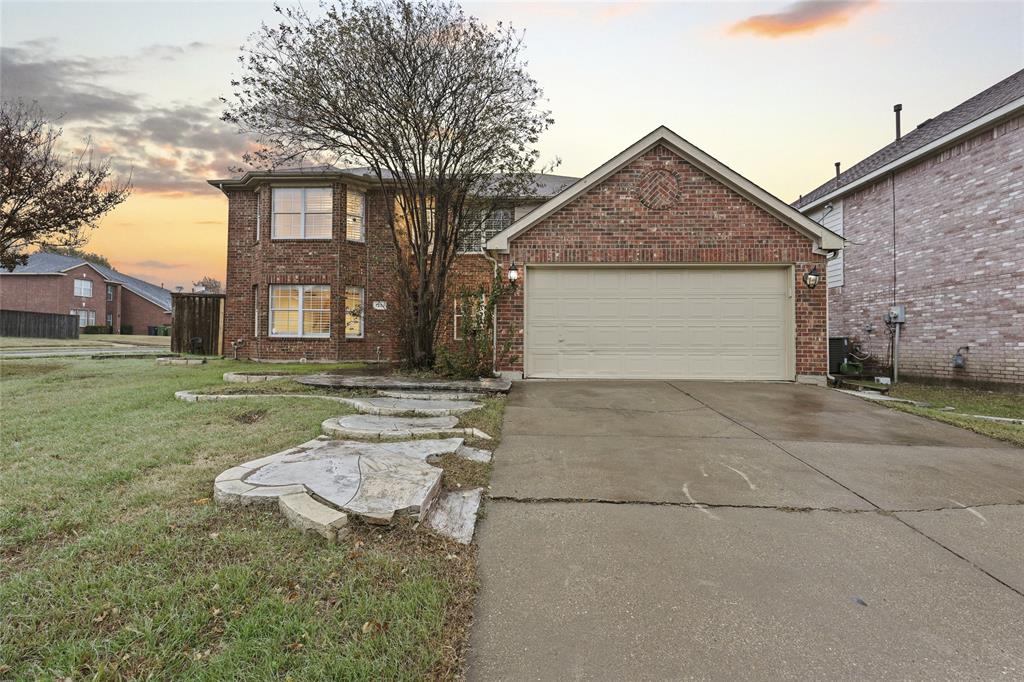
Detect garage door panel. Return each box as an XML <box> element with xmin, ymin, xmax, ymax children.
<box><xmin>526</xmin><ymin>267</ymin><xmax>791</xmax><ymax>380</ymax></box>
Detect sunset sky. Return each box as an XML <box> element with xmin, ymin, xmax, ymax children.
<box><xmin>2</xmin><ymin>0</ymin><xmax>1021</xmax><ymax>290</ymax></box>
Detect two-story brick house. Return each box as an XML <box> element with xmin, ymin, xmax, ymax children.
<box><xmin>212</xmin><ymin>126</ymin><xmax>844</xmax><ymax>381</ymax></box>
<box><xmin>0</xmin><ymin>252</ymin><xmax>173</xmax><ymax>333</ymax></box>
<box><xmin>795</xmin><ymin>69</ymin><xmax>1024</xmax><ymax>386</ymax></box>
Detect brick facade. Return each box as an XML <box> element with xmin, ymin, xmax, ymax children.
<box><xmin>493</xmin><ymin>144</ymin><xmax>828</xmax><ymax>376</ymax></box>
<box><xmin>221</xmin><ymin>145</ymin><xmax>829</xmax><ymax>376</ymax></box>
<box><xmin>0</xmin><ymin>263</ymin><xmax>170</xmax><ymax>333</ymax></box>
<box><xmin>827</xmin><ymin>114</ymin><xmax>1024</xmax><ymax>385</ymax></box>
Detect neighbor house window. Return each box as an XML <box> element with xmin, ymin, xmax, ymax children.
<box><xmin>70</xmin><ymin>309</ymin><xmax>96</xmax><ymax>327</ymax></box>
<box><xmin>74</xmin><ymin>278</ymin><xmax>93</xmax><ymax>298</ymax></box>
<box><xmin>453</xmin><ymin>294</ymin><xmax>487</xmax><ymax>341</ymax></box>
<box><xmin>346</xmin><ymin>189</ymin><xmax>366</xmax><ymax>242</ymax></box>
<box><xmin>272</xmin><ymin>187</ymin><xmax>332</xmax><ymax>239</ymax></box>
<box><xmin>106</xmin><ymin>313</ymin><xmax>113</xmax><ymax>328</ymax></box>
<box><xmin>345</xmin><ymin>286</ymin><xmax>364</xmax><ymax>338</ymax></box>
<box><xmin>106</xmin><ymin>284</ymin><xmax>115</xmax><ymax>301</ymax></box>
<box><xmin>255</xmin><ymin>190</ymin><xmax>261</xmax><ymax>241</ymax></box>
<box><xmin>457</xmin><ymin>208</ymin><xmax>512</xmax><ymax>252</ymax></box>
<box><xmin>268</xmin><ymin>284</ymin><xmax>330</xmax><ymax>337</ymax></box>
<box><xmin>253</xmin><ymin>284</ymin><xmax>259</xmax><ymax>338</ymax></box>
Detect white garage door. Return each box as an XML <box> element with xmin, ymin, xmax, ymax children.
<box><xmin>525</xmin><ymin>267</ymin><xmax>793</xmax><ymax>380</ymax></box>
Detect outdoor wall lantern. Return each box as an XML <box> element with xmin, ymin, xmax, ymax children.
<box><xmin>802</xmin><ymin>266</ymin><xmax>821</xmax><ymax>289</ymax></box>
<box><xmin>507</xmin><ymin>262</ymin><xmax>519</xmax><ymax>286</ymax></box>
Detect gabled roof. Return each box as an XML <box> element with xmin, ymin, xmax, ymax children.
<box><xmin>794</xmin><ymin>68</ymin><xmax>1024</xmax><ymax>211</ymax></box>
<box><xmin>485</xmin><ymin>125</ymin><xmax>844</xmax><ymax>251</ymax></box>
<box><xmin>208</xmin><ymin>166</ymin><xmax>578</xmax><ymax>199</ymax></box>
<box><xmin>2</xmin><ymin>252</ymin><xmax>174</xmax><ymax>311</ymax></box>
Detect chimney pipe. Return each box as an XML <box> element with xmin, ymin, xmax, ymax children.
<box><xmin>894</xmin><ymin>103</ymin><xmax>903</xmax><ymax>140</ymax></box>
<box><xmin>834</xmin><ymin>161</ymin><xmax>841</xmax><ymax>187</ymax></box>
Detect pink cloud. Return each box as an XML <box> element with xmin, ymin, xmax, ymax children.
<box><xmin>728</xmin><ymin>0</ymin><xmax>878</xmax><ymax>38</ymax></box>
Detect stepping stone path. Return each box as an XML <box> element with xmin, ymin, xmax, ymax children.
<box><xmin>214</xmin><ymin>436</ymin><xmax>491</xmax><ymax>543</ymax></box>
<box><xmin>222</xmin><ymin>372</ymin><xmax>292</xmax><ymax>383</ymax></box>
<box><xmin>322</xmin><ymin>414</ymin><xmax>492</xmax><ymax>440</ymax></box>
<box><xmin>296</xmin><ymin>374</ymin><xmax>511</xmax><ymax>393</ymax></box>
<box><xmin>203</xmin><ymin>373</ymin><xmax>510</xmax><ymax>543</ymax></box>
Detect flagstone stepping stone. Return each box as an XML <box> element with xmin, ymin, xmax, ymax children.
<box><xmin>455</xmin><ymin>444</ymin><xmax>493</xmax><ymax>463</ymax></box>
<box><xmin>342</xmin><ymin>396</ymin><xmax>480</xmax><ymax>416</ymax></box>
<box><xmin>296</xmin><ymin>374</ymin><xmax>511</xmax><ymax>394</ymax></box>
<box><xmin>223</xmin><ymin>372</ymin><xmax>293</xmax><ymax>383</ymax></box>
<box><xmin>423</xmin><ymin>488</ymin><xmax>483</xmax><ymax>545</ymax></box>
<box><xmin>322</xmin><ymin>414</ymin><xmax>492</xmax><ymax>440</ymax></box>
<box><xmin>377</xmin><ymin>389</ymin><xmax>484</xmax><ymax>401</ymax></box>
<box><xmin>176</xmin><ymin>390</ymin><xmax>353</xmax><ymax>405</ymax></box>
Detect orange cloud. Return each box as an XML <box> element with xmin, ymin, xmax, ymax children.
<box><xmin>728</xmin><ymin>0</ymin><xmax>877</xmax><ymax>38</ymax></box>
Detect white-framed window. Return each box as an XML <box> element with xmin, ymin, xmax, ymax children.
<box><xmin>106</xmin><ymin>313</ymin><xmax>113</xmax><ymax>328</ymax></box>
<box><xmin>255</xmin><ymin>189</ymin><xmax>261</xmax><ymax>241</ymax></box>
<box><xmin>268</xmin><ymin>284</ymin><xmax>330</xmax><ymax>337</ymax></box>
<box><xmin>74</xmin><ymin>278</ymin><xmax>93</xmax><ymax>298</ymax></box>
<box><xmin>70</xmin><ymin>309</ymin><xmax>96</xmax><ymax>327</ymax></box>
<box><xmin>346</xmin><ymin>189</ymin><xmax>366</xmax><ymax>242</ymax></box>
<box><xmin>272</xmin><ymin>187</ymin><xmax>332</xmax><ymax>240</ymax></box>
<box><xmin>106</xmin><ymin>284</ymin><xmax>115</xmax><ymax>301</ymax></box>
<box><xmin>253</xmin><ymin>284</ymin><xmax>259</xmax><ymax>338</ymax></box>
<box><xmin>457</xmin><ymin>208</ymin><xmax>512</xmax><ymax>253</ymax></box>
<box><xmin>453</xmin><ymin>294</ymin><xmax>487</xmax><ymax>340</ymax></box>
<box><xmin>345</xmin><ymin>286</ymin><xmax>364</xmax><ymax>338</ymax></box>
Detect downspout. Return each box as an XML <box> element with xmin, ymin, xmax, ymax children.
<box><xmin>482</xmin><ymin>248</ymin><xmax>499</xmax><ymax>375</ymax></box>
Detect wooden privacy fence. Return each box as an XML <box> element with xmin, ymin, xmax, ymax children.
<box><xmin>0</xmin><ymin>309</ymin><xmax>79</xmax><ymax>339</ymax></box>
<box><xmin>171</xmin><ymin>293</ymin><xmax>225</xmax><ymax>356</ymax></box>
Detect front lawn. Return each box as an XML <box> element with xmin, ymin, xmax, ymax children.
<box><xmin>884</xmin><ymin>382</ymin><xmax>1024</xmax><ymax>447</ymax></box>
<box><xmin>0</xmin><ymin>357</ymin><xmax>502</xmax><ymax>679</ymax></box>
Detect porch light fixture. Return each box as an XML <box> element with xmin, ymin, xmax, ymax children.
<box><xmin>802</xmin><ymin>266</ymin><xmax>821</xmax><ymax>289</ymax></box>
<box><xmin>507</xmin><ymin>262</ymin><xmax>519</xmax><ymax>285</ymax></box>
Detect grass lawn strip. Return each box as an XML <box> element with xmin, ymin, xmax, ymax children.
<box><xmin>0</xmin><ymin>356</ymin><xmax>504</xmax><ymax>679</ymax></box>
<box><xmin>882</xmin><ymin>382</ymin><xmax>1024</xmax><ymax>447</ymax></box>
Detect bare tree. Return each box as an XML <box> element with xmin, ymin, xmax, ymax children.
<box><xmin>223</xmin><ymin>0</ymin><xmax>552</xmax><ymax>367</ymax></box>
<box><xmin>0</xmin><ymin>101</ymin><xmax>130</xmax><ymax>271</ymax></box>
<box><xmin>193</xmin><ymin>276</ymin><xmax>223</xmax><ymax>294</ymax></box>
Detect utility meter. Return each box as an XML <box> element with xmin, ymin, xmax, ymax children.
<box><xmin>885</xmin><ymin>304</ymin><xmax>906</xmax><ymax>324</ymax></box>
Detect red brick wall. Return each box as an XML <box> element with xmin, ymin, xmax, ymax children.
<box><xmin>828</xmin><ymin>114</ymin><xmax>1024</xmax><ymax>385</ymax></box>
<box><xmin>224</xmin><ymin>183</ymin><xmax>405</xmax><ymax>362</ymax></box>
<box><xmin>120</xmin><ymin>289</ymin><xmax>171</xmax><ymax>332</ymax></box>
<box><xmin>494</xmin><ymin>144</ymin><xmax>828</xmax><ymax>376</ymax></box>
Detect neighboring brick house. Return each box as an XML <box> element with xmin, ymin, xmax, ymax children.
<box><xmin>0</xmin><ymin>252</ymin><xmax>173</xmax><ymax>333</ymax></box>
<box><xmin>794</xmin><ymin>69</ymin><xmax>1024</xmax><ymax>386</ymax></box>
<box><xmin>212</xmin><ymin>127</ymin><xmax>843</xmax><ymax>381</ymax></box>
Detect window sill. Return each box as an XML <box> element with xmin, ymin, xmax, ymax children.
<box><xmin>345</xmin><ymin>335</ymin><xmax>365</xmax><ymax>341</ymax></box>
<box><xmin>269</xmin><ymin>238</ymin><xmax>334</xmax><ymax>242</ymax></box>
<box><xmin>267</xmin><ymin>335</ymin><xmax>332</xmax><ymax>340</ymax></box>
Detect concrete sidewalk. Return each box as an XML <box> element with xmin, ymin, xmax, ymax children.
<box><xmin>468</xmin><ymin>381</ymin><xmax>1024</xmax><ymax>680</ymax></box>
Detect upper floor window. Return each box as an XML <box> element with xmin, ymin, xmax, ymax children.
<box><xmin>74</xmin><ymin>278</ymin><xmax>93</xmax><ymax>298</ymax></box>
<box><xmin>457</xmin><ymin>208</ymin><xmax>512</xmax><ymax>253</ymax></box>
<box><xmin>269</xmin><ymin>284</ymin><xmax>330</xmax><ymax>337</ymax></box>
<box><xmin>346</xmin><ymin>189</ymin><xmax>366</xmax><ymax>242</ymax></box>
<box><xmin>106</xmin><ymin>284</ymin><xmax>115</xmax><ymax>301</ymax></box>
<box><xmin>272</xmin><ymin>187</ymin><xmax>332</xmax><ymax>240</ymax></box>
<box><xmin>255</xmin><ymin>190</ymin><xmax>261</xmax><ymax>241</ymax></box>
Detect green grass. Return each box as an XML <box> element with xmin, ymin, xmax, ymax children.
<box><xmin>0</xmin><ymin>334</ymin><xmax>172</xmax><ymax>350</ymax></box>
<box><xmin>884</xmin><ymin>382</ymin><xmax>1024</xmax><ymax>447</ymax></box>
<box><xmin>0</xmin><ymin>357</ymin><xmax>505</xmax><ymax>680</ymax></box>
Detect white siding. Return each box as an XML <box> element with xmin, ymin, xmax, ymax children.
<box><xmin>809</xmin><ymin>200</ymin><xmax>844</xmax><ymax>287</ymax></box>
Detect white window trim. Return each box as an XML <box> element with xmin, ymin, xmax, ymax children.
<box><xmin>346</xmin><ymin>188</ymin><xmax>366</xmax><ymax>243</ymax></box>
<box><xmin>255</xmin><ymin>189</ymin><xmax>261</xmax><ymax>242</ymax></box>
<box><xmin>345</xmin><ymin>286</ymin><xmax>365</xmax><ymax>339</ymax></box>
<box><xmin>271</xmin><ymin>187</ymin><xmax>333</xmax><ymax>240</ymax></box>
<box><xmin>268</xmin><ymin>284</ymin><xmax>331</xmax><ymax>338</ymax></box>
<box><xmin>457</xmin><ymin>208</ymin><xmax>511</xmax><ymax>254</ymax></box>
<box><xmin>70</xmin><ymin>309</ymin><xmax>96</xmax><ymax>327</ymax></box>
<box><xmin>74</xmin><ymin>278</ymin><xmax>93</xmax><ymax>298</ymax></box>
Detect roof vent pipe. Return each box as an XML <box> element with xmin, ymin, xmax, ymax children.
<box><xmin>834</xmin><ymin>162</ymin><xmax>841</xmax><ymax>188</ymax></box>
<box><xmin>894</xmin><ymin>103</ymin><xmax>903</xmax><ymax>140</ymax></box>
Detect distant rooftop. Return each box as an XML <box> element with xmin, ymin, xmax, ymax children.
<box><xmin>794</xmin><ymin>68</ymin><xmax>1024</xmax><ymax>210</ymax></box>
<box><xmin>208</xmin><ymin>165</ymin><xmax>580</xmax><ymax>199</ymax></box>
<box><xmin>2</xmin><ymin>252</ymin><xmax>173</xmax><ymax>311</ymax></box>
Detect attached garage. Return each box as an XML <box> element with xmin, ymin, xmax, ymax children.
<box><xmin>486</xmin><ymin>126</ymin><xmax>845</xmax><ymax>383</ymax></box>
<box><xmin>525</xmin><ymin>266</ymin><xmax>792</xmax><ymax>380</ymax></box>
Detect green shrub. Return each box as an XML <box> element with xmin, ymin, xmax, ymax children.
<box><xmin>434</xmin><ymin>274</ymin><xmax>515</xmax><ymax>379</ymax></box>
<box><xmin>119</xmin><ymin>324</ymin><xmax>133</xmax><ymax>335</ymax></box>
<box><xmin>82</xmin><ymin>325</ymin><xmax>113</xmax><ymax>334</ymax></box>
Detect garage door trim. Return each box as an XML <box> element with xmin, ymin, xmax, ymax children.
<box><xmin>523</xmin><ymin>263</ymin><xmax>796</xmax><ymax>381</ymax></box>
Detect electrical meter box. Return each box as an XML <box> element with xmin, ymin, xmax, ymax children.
<box><xmin>887</xmin><ymin>304</ymin><xmax>906</xmax><ymax>324</ymax></box>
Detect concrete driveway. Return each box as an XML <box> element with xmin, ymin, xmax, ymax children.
<box><xmin>468</xmin><ymin>381</ymin><xmax>1024</xmax><ymax>681</ymax></box>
